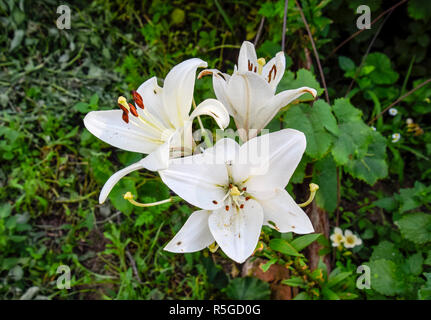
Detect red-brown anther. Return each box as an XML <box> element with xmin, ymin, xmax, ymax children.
<box><xmin>229</xmin><ymin>184</ymin><xmax>233</xmax><ymax>189</ymax></box>
<box><xmin>132</xmin><ymin>90</ymin><xmax>145</xmax><ymax>109</ymax></box>
<box><xmin>118</xmin><ymin>103</ymin><xmax>129</xmax><ymax>114</ymax></box>
<box><xmin>212</xmin><ymin>200</ymin><xmax>218</xmax><ymax>204</ymax></box>
<box><xmin>122</xmin><ymin>112</ymin><xmax>129</xmax><ymax>123</ymax></box>
<box><xmin>248</xmin><ymin>60</ymin><xmax>253</xmax><ymax>71</ymax></box>
<box><xmin>253</xmin><ymin>66</ymin><xmax>257</xmax><ymax>73</ymax></box>
<box><xmin>240</xmin><ymin>204</ymin><xmax>244</xmax><ymax>209</ymax></box>
<box><xmin>245</xmin><ymin>197</ymin><xmax>250</xmax><ymax>201</ymax></box>
<box><xmin>268</xmin><ymin>65</ymin><xmax>277</xmax><ymax>83</ymax></box>
<box><xmin>225</xmin><ymin>205</ymin><xmax>230</xmax><ymax>211</ymax></box>
<box><xmin>128</xmin><ymin>103</ymin><xmax>139</xmax><ymax>117</ymax></box>
<box><xmin>242</xmin><ymin>187</ymin><xmax>247</xmax><ymax>191</ymax></box>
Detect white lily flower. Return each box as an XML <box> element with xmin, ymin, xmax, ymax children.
<box><xmin>330</xmin><ymin>227</ymin><xmax>345</xmax><ymax>247</ymax></box>
<box><xmin>343</xmin><ymin>229</ymin><xmax>362</xmax><ymax>248</ymax></box>
<box><xmin>198</xmin><ymin>41</ymin><xmax>317</xmax><ymax>142</ymax></box>
<box><xmin>84</xmin><ymin>58</ymin><xmax>230</xmax><ymax>204</ymax></box>
<box><xmin>160</xmin><ymin>129</ymin><xmax>314</xmax><ymax>263</ymax></box>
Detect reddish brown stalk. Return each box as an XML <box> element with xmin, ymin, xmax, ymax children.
<box><xmin>296</xmin><ymin>0</ymin><xmax>330</xmax><ymax>104</ymax></box>
<box><xmin>327</xmin><ymin>0</ymin><xmax>408</xmax><ymax>59</ymax></box>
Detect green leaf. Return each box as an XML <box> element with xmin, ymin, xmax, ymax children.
<box><xmin>278</xmin><ymin>69</ymin><xmax>324</xmax><ymax>100</ymax></box>
<box><xmin>365</xmin><ymin>52</ymin><xmax>399</xmax><ymax>85</ymax></box>
<box><xmin>225</xmin><ymin>277</ymin><xmax>270</xmax><ymax>300</ymax></box>
<box><xmin>331</xmin><ymin>98</ymin><xmax>370</xmax><ymax>165</ymax></box>
<box><xmin>339</xmin><ymin>56</ymin><xmax>355</xmax><ymax>72</ymax></box>
<box><xmin>403</xmin><ymin>253</ymin><xmax>423</xmax><ymax>276</ymax></box>
<box><xmin>260</xmin><ymin>258</ymin><xmax>278</xmax><ymax>272</ymax></box>
<box><xmin>109</xmin><ymin>178</ymin><xmax>137</xmax><ymax>215</ymax></box>
<box><xmin>367</xmin><ymin>259</ymin><xmax>405</xmax><ymax>296</ymax></box>
<box><xmin>321</xmin><ymin>286</ymin><xmax>340</xmax><ymax>300</ymax></box>
<box><xmin>313</xmin><ymin>155</ymin><xmax>338</xmax><ymax>213</ymax></box>
<box><xmin>395</xmin><ymin>213</ymin><xmax>431</xmax><ymax>244</ymax></box>
<box><xmin>344</xmin><ymin>130</ymin><xmax>388</xmax><ymax>185</ymax></box>
<box><xmin>281</xmin><ymin>276</ymin><xmax>305</xmax><ymax>287</ymax></box>
<box><xmin>283</xmin><ymin>101</ymin><xmax>337</xmax><ymax>159</ymax></box>
<box><xmin>408</xmin><ymin>0</ymin><xmax>431</xmax><ymax>22</ymax></box>
<box><xmin>290</xmin><ymin>233</ymin><xmax>322</xmax><ymax>252</ymax></box>
<box><xmin>293</xmin><ymin>292</ymin><xmax>310</xmax><ymax>300</ymax></box>
<box><xmin>327</xmin><ymin>271</ymin><xmax>352</xmax><ymax>288</ymax></box>
<box><xmin>370</xmin><ymin>241</ymin><xmax>403</xmax><ymax>263</ymax></box>
<box><xmin>269</xmin><ymin>238</ymin><xmax>302</xmax><ymax>257</ymax></box>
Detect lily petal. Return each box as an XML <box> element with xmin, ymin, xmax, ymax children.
<box><xmin>225</xmin><ymin>72</ymin><xmax>274</xmax><ymax>141</ymax></box>
<box><xmin>241</xmin><ymin>129</ymin><xmax>306</xmax><ymax>192</ymax></box>
<box><xmin>159</xmin><ymin>151</ymin><xmax>229</xmax><ymax>210</ymax></box>
<box><xmin>237</xmin><ymin>41</ymin><xmax>258</xmax><ymax>73</ymax></box>
<box><xmin>99</xmin><ymin>128</ymin><xmax>182</xmax><ymax>204</ymax></box>
<box><xmin>136</xmin><ymin>76</ymin><xmax>171</xmax><ymax>129</ymax></box>
<box><xmin>164</xmin><ymin>210</ymin><xmax>214</xmax><ymax>253</ymax></box>
<box><xmin>189</xmin><ymin>98</ymin><xmax>230</xmax><ymax>130</ymax></box>
<box><xmin>256</xmin><ymin>188</ymin><xmax>314</xmax><ymax>234</ymax></box>
<box><xmin>99</xmin><ymin>159</ymin><xmax>144</xmax><ymax>204</ymax></box>
<box><xmin>84</xmin><ymin>110</ymin><xmax>161</xmax><ymax>154</ymax></box>
<box><xmin>262</xmin><ymin>52</ymin><xmax>286</xmax><ymax>92</ymax></box>
<box><xmin>198</xmin><ymin>69</ymin><xmax>233</xmax><ymax>115</ymax></box>
<box><xmin>162</xmin><ymin>58</ymin><xmax>207</xmax><ymax>128</ymax></box>
<box><xmin>208</xmin><ymin>199</ymin><xmax>263</xmax><ymax>263</ymax></box>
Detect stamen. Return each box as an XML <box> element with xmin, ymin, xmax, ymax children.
<box><xmin>128</xmin><ymin>103</ymin><xmax>139</xmax><ymax>117</ymax></box>
<box><xmin>257</xmin><ymin>58</ymin><xmax>266</xmax><ymax>75</ymax></box>
<box><xmin>245</xmin><ymin>196</ymin><xmax>250</xmax><ymax>201</ymax></box>
<box><xmin>212</xmin><ymin>200</ymin><xmax>218</xmax><ymax>204</ymax></box>
<box><xmin>248</xmin><ymin>60</ymin><xmax>253</xmax><ymax>71</ymax></box>
<box><xmin>240</xmin><ymin>204</ymin><xmax>244</xmax><ymax>209</ymax></box>
<box><xmin>122</xmin><ymin>112</ymin><xmax>129</xmax><ymax>123</ymax></box>
<box><xmin>225</xmin><ymin>205</ymin><xmax>230</xmax><ymax>211</ymax></box>
<box><xmin>230</xmin><ymin>185</ymin><xmax>241</xmax><ymax>196</ymax></box>
<box><xmin>268</xmin><ymin>65</ymin><xmax>277</xmax><ymax>83</ymax></box>
<box><xmin>253</xmin><ymin>66</ymin><xmax>257</xmax><ymax>73</ymax></box>
<box><xmin>242</xmin><ymin>187</ymin><xmax>247</xmax><ymax>191</ymax></box>
<box><xmin>131</xmin><ymin>90</ymin><xmax>145</xmax><ymax>109</ymax></box>
<box><xmin>298</xmin><ymin>183</ymin><xmax>319</xmax><ymax>207</ymax></box>
<box><xmin>208</xmin><ymin>242</ymin><xmax>219</xmax><ymax>253</ymax></box>
<box><xmin>123</xmin><ymin>191</ymin><xmax>172</xmax><ymax>207</ymax></box>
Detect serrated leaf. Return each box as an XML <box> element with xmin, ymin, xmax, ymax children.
<box><xmin>395</xmin><ymin>213</ymin><xmax>431</xmax><ymax>244</ymax></box>
<box><xmin>283</xmin><ymin>101</ymin><xmax>337</xmax><ymax>159</ymax></box>
<box><xmin>367</xmin><ymin>259</ymin><xmax>405</xmax><ymax>296</ymax></box>
<box><xmin>278</xmin><ymin>69</ymin><xmax>324</xmax><ymax>100</ymax></box>
<box><xmin>344</xmin><ymin>130</ymin><xmax>388</xmax><ymax>185</ymax></box>
<box><xmin>365</xmin><ymin>53</ymin><xmax>399</xmax><ymax>85</ymax></box>
<box><xmin>313</xmin><ymin>155</ymin><xmax>337</xmax><ymax>213</ymax></box>
<box><xmin>370</xmin><ymin>241</ymin><xmax>403</xmax><ymax>263</ymax></box>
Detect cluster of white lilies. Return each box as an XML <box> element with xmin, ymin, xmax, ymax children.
<box><xmin>84</xmin><ymin>41</ymin><xmax>319</xmax><ymax>263</ymax></box>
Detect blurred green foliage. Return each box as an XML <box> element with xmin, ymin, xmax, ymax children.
<box><xmin>0</xmin><ymin>0</ymin><xmax>430</xmax><ymax>300</ymax></box>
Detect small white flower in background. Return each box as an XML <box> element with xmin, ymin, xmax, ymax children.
<box><xmin>406</xmin><ymin>118</ymin><xmax>413</xmax><ymax>125</ymax></box>
<box><xmin>160</xmin><ymin>129</ymin><xmax>314</xmax><ymax>263</ymax></box>
<box><xmin>330</xmin><ymin>227</ymin><xmax>345</xmax><ymax>247</ymax></box>
<box><xmin>343</xmin><ymin>229</ymin><xmax>362</xmax><ymax>248</ymax></box>
<box><xmin>371</xmin><ymin>126</ymin><xmax>376</xmax><ymax>131</ymax></box>
<box><xmin>388</xmin><ymin>108</ymin><xmax>398</xmax><ymax>116</ymax></box>
<box><xmin>392</xmin><ymin>133</ymin><xmax>401</xmax><ymax>143</ymax></box>
<box><xmin>198</xmin><ymin>41</ymin><xmax>317</xmax><ymax>142</ymax></box>
<box><xmin>84</xmin><ymin>58</ymin><xmax>230</xmax><ymax>204</ymax></box>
